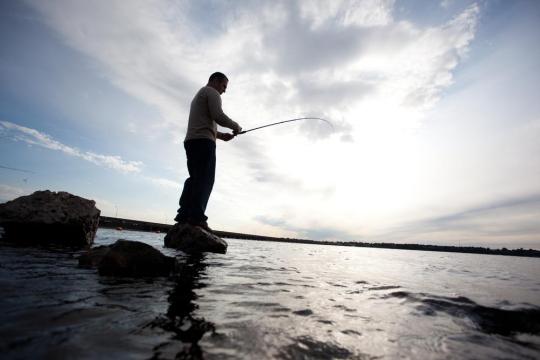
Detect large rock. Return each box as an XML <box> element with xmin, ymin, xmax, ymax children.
<box><xmin>164</xmin><ymin>223</ymin><xmax>227</xmax><ymax>254</ymax></box>
<box><xmin>79</xmin><ymin>239</ymin><xmax>177</xmax><ymax>277</ymax></box>
<box><xmin>0</xmin><ymin>190</ymin><xmax>100</xmax><ymax>246</ymax></box>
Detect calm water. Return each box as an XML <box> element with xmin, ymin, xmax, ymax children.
<box><xmin>1</xmin><ymin>228</ymin><xmax>539</xmax><ymax>359</ymax></box>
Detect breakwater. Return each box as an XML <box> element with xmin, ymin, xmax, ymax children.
<box><xmin>98</xmin><ymin>216</ymin><xmax>540</xmax><ymax>258</ymax></box>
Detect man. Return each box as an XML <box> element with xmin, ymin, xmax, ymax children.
<box><xmin>174</xmin><ymin>72</ymin><xmax>242</xmax><ymax>231</ymax></box>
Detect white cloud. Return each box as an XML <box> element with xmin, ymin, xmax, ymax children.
<box><xmin>145</xmin><ymin>176</ymin><xmax>181</xmax><ymax>190</ymax></box>
<box><xmin>25</xmin><ymin>1</ymin><xmax>479</xmax><ymax>131</ymax></box>
<box><xmin>0</xmin><ymin>120</ymin><xmax>143</xmax><ymax>173</ymax></box>
<box><xmin>299</xmin><ymin>0</ymin><xmax>395</xmax><ymax>28</ymax></box>
<box><xmin>440</xmin><ymin>0</ymin><xmax>454</xmax><ymax>9</ymax></box>
<box><xmin>0</xmin><ymin>184</ymin><xmax>29</xmax><ymax>202</ymax></box>
<box><xmin>373</xmin><ymin>194</ymin><xmax>540</xmax><ymax>249</ymax></box>
<box><xmin>344</xmin><ymin>3</ymin><xmax>480</xmax><ymax>110</ymax></box>
<box><xmin>21</xmin><ymin>0</ymin><xmax>505</xmax><ymax>243</ymax></box>
<box><xmin>26</xmin><ymin>0</ymin><xmax>199</xmax><ymax>135</ymax></box>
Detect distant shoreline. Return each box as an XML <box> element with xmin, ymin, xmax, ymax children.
<box><xmin>99</xmin><ymin>216</ymin><xmax>540</xmax><ymax>258</ymax></box>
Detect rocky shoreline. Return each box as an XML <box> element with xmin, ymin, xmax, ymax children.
<box><xmin>0</xmin><ymin>191</ymin><xmax>229</xmax><ymax>276</ymax></box>
<box><xmin>1</xmin><ymin>191</ymin><xmax>538</xmax><ymax>258</ymax></box>
<box><xmin>100</xmin><ymin>216</ymin><xmax>540</xmax><ymax>258</ymax></box>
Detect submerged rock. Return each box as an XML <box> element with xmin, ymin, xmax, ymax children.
<box><xmin>164</xmin><ymin>223</ymin><xmax>227</xmax><ymax>254</ymax></box>
<box><xmin>78</xmin><ymin>245</ymin><xmax>111</xmax><ymax>268</ymax></box>
<box><xmin>79</xmin><ymin>239</ymin><xmax>177</xmax><ymax>277</ymax></box>
<box><xmin>0</xmin><ymin>190</ymin><xmax>100</xmax><ymax>246</ymax></box>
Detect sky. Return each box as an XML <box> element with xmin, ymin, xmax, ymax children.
<box><xmin>1</xmin><ymin>0</ymin><xmax>539</xmax><ymax>249</ymax></box>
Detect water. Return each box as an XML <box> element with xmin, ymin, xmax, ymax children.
<box><xmin>1</xmin><ymin>228</ymin><xmax>539</xmax><ymax>359</ymax></box>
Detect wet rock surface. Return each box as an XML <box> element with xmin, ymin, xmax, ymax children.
<box><xmin>0</xmin><ymin>190</ymin><xmax>100</xmax><ymax>246</ymax></box>
<box><xmin>79</xmin><ymin>239</ymin><xmax>177</xmax><ymax>277</ymax></box>
<box><xmin>165</xmin><ymin>223</ymin><xmax>227</xmax><ymax>254</ymax></box>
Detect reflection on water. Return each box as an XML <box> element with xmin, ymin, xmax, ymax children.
<box><xmin>0</xmin><ymin>241</ymin><xmax>172</xmax><ymax>359</ymax></box>
<box><xmin>149</xmin><ymin>254</ymin><xmax>216</xmax><ymax>359</ymax></box>
<box><xmin>1</xmin><ymin>228</ymin><xmax>540</xmax><ymax>359</ymax></box>
<box><xmin>384</xmin><ymin>291</ymin><xmax>540</xmax><ymax>336</ymax></box>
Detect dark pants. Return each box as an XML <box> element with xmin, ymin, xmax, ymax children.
<box><xmin>176</xmin><ymin>139</ymin><xmax>216</xmax><ymax>223</ymax></box>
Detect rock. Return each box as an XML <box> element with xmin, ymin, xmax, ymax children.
<box><xmin>164</xmin><ymin>223</ymin><xmax>227</xmax><ymax>254</ymax></box>
<box><xmin>78</xmin><ymin>245</ymin><xmax>110</xmax><ymax>268</ymax></box>
<box><xmin>0</xmin><ymin>190</ymin><xmax>100</xmax><ymax>246</ymax></box>
<box><xmin>79</xmin><ymin>239</ymin><xmax>177</xmax><ymax>277</ymax></box>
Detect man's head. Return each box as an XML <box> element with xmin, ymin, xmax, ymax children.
<box><xmin>208</xmin><ymin>72</ymin><xmax>228</xmax><ymax>94</ymax></box>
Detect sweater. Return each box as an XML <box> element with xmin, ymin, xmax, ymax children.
<box><xmin>184</xmin><ymin>86</ymin><xmax>240</xmax><ymax>142</ymax></box>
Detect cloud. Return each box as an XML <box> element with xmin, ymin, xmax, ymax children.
<box><xmin>238</xmin><ymin>1</ymin><xmax>479</xmax><ymax>114</ymax></box>
<box><xmin>399</xmin><ymin>3</ymin><xmax>479</xmax><ymax>107</ymax></box>
<box><xmin>145</xmin><ymin>176</ymin><xmax>181</xmax><ymax>190</ymax></box>
<box><xmin>261</xmin><ymin>10</ymin><xmax>366</xmax><ymax>75</ymax></box>
<box><xmin>376</xmin><ymin>194</ymin><xmax>540</xmax><ymax>247</ymax></box>
<box><xmin>294</xmin><ymin>77</ymin><xmax>375</xmax><ymax>112</ymax></box>
<box><xmin>24</xmin><ymin>0</ymin><xmax>481</xmax><ymax>189</ymax></box>
<box><xmin>18</xmin><ymin>0</ymin><xmax>495</xmax><ymax>244</ymax></box>
<box><xmin>255</xmin><ymin>214</ymin><xmax>359</xmax><ymax>241</ymax></box>
<box><xmin>26</xmin><ymin>0</ymin><xmax>199</xmax><ymax>136</ymax></box>
<box><xmin>0</xmin><ymin>120</ymin><xmax>143</xmax><ymax>173</ymax></box>
<box><xmin>417</xmin><ymin>194</ymin><xmax>540</xmax><ymax>230</ymax></box>
<box><xmin>440</xmin><ymin>0</ymin><xmax>454</xmax><ymax>9</ymax></box>
<box><xmin>235</xmin><ymin>135</ymin><xmax>304</xmax><ymax>187</ymax></box>
<box><xmin>297</xmin><ymin>117</ymin><xmax>343</xmax><ymax>140</ymax></box>
<box><xmin>26</xmin><ymin>0</ymin><xmax>480</xmax><ymax>132</ymax></box>
<box><xmin>0</xmin><ymin>184</ymin><xmax>29</xmax><ymax>202</ymax></box>
<box><xmin>299</xmin><ymin>0</ymin><xmax>395</xmax><ymax>28</ymax></box>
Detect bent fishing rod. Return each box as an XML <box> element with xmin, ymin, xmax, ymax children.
<box><xmin>237</xmin><ymin>117</ymin><xmax>333</xmax><ymax>135</ymax></box>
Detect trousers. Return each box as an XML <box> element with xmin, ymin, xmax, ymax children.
<box><xmin>176</xmin><ymin>138</ymin><xmax>216</xmax><ymax>223</ymax></box>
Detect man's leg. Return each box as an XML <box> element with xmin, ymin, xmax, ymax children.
<box><xmin>175</xmin><ymin>177</ymin><xmax>192</xmax><ymax>222</ymax></box>
<box><xmin>182</xmin><ymin>139</ymin><xmax>215</xmax><ymax>224</ymax></box>
<box><xmin>200</xmin><ymin>143</ymin><xmax>216</xmax><ymax>216</ymax></box>
<box><xmin>175</xmin><ymin>141</ymin><xmax>196</xmax><ymax>222</ymax></box>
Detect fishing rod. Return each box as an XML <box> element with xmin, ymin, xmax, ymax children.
<box><xmin>237</xmin><ymin>117</ymin><xmax>333</xmax><ymax>135</ymax></box>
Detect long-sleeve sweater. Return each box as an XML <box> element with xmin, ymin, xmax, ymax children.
<box><xmin>184</xmin><ymin>86</ymin><xmax>240</xmax><ymax>142</ymax></box>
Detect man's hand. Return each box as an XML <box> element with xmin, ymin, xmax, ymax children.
<box><xmin>218</xmin><ymin>132</ymin><xmax>236</xmax><ymax>141</ymax></box>
<box><xmin>233</xmin><ymin>125</ymin><xmax>242</xmax><ymax>135</ymax></box>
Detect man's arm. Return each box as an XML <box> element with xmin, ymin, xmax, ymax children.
<box><xmin>216</xmin><ymin>132</ymin><xmax>235</xmax><ymax>141</ymax></box>
<box><xmin>207</xmin><ymin>89</ymin><xmax>242</xmax><ymax>133</ymax></box>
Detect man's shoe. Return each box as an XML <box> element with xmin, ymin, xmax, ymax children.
<box><xmin>174</xmin><ymin>214</ymin><xmax>187</xmax><ymax>223</ymax></box>
<box><xmin>188</xmin><ymin>220</ymin><xmax>213</xmax><ymax>233</ymax></box>
<box><xmin>197</xmin><ymin>222</ymin><xmax>213</xmax><ymax>233</ymax></box>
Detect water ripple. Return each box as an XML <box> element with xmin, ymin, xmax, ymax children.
<box><xmin>2</xmin><ymin>230</ymin><xmax>540</xmax><ymax>359</ymax></box>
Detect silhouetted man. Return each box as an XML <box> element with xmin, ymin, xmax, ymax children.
<box><xmin>174</xmin><ymin>72</ymin><xmax>242</xmax><ymax>231</ymax></box>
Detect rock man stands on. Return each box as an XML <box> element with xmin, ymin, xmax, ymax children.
<box><xmin>174</xmin><ymin>72</ymin><xmax>242</xmax><ymax>231</ymax></box>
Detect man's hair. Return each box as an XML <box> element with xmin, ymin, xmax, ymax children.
<box><xmin>208</xmin><ymin>72</ymin><xmax>228</xmax><ymax>83</ymax></box>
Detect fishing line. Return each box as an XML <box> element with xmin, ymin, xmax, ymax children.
<box><xmin>237</xmin><ymin>117</ymin><xmax>333</xmax><ymax>135</ymax></box>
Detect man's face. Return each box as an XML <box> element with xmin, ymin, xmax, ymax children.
<box><xmin>217</xmin><ymin>79</ymin><xmax>228</xmax><ymax>94</ymax></box>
